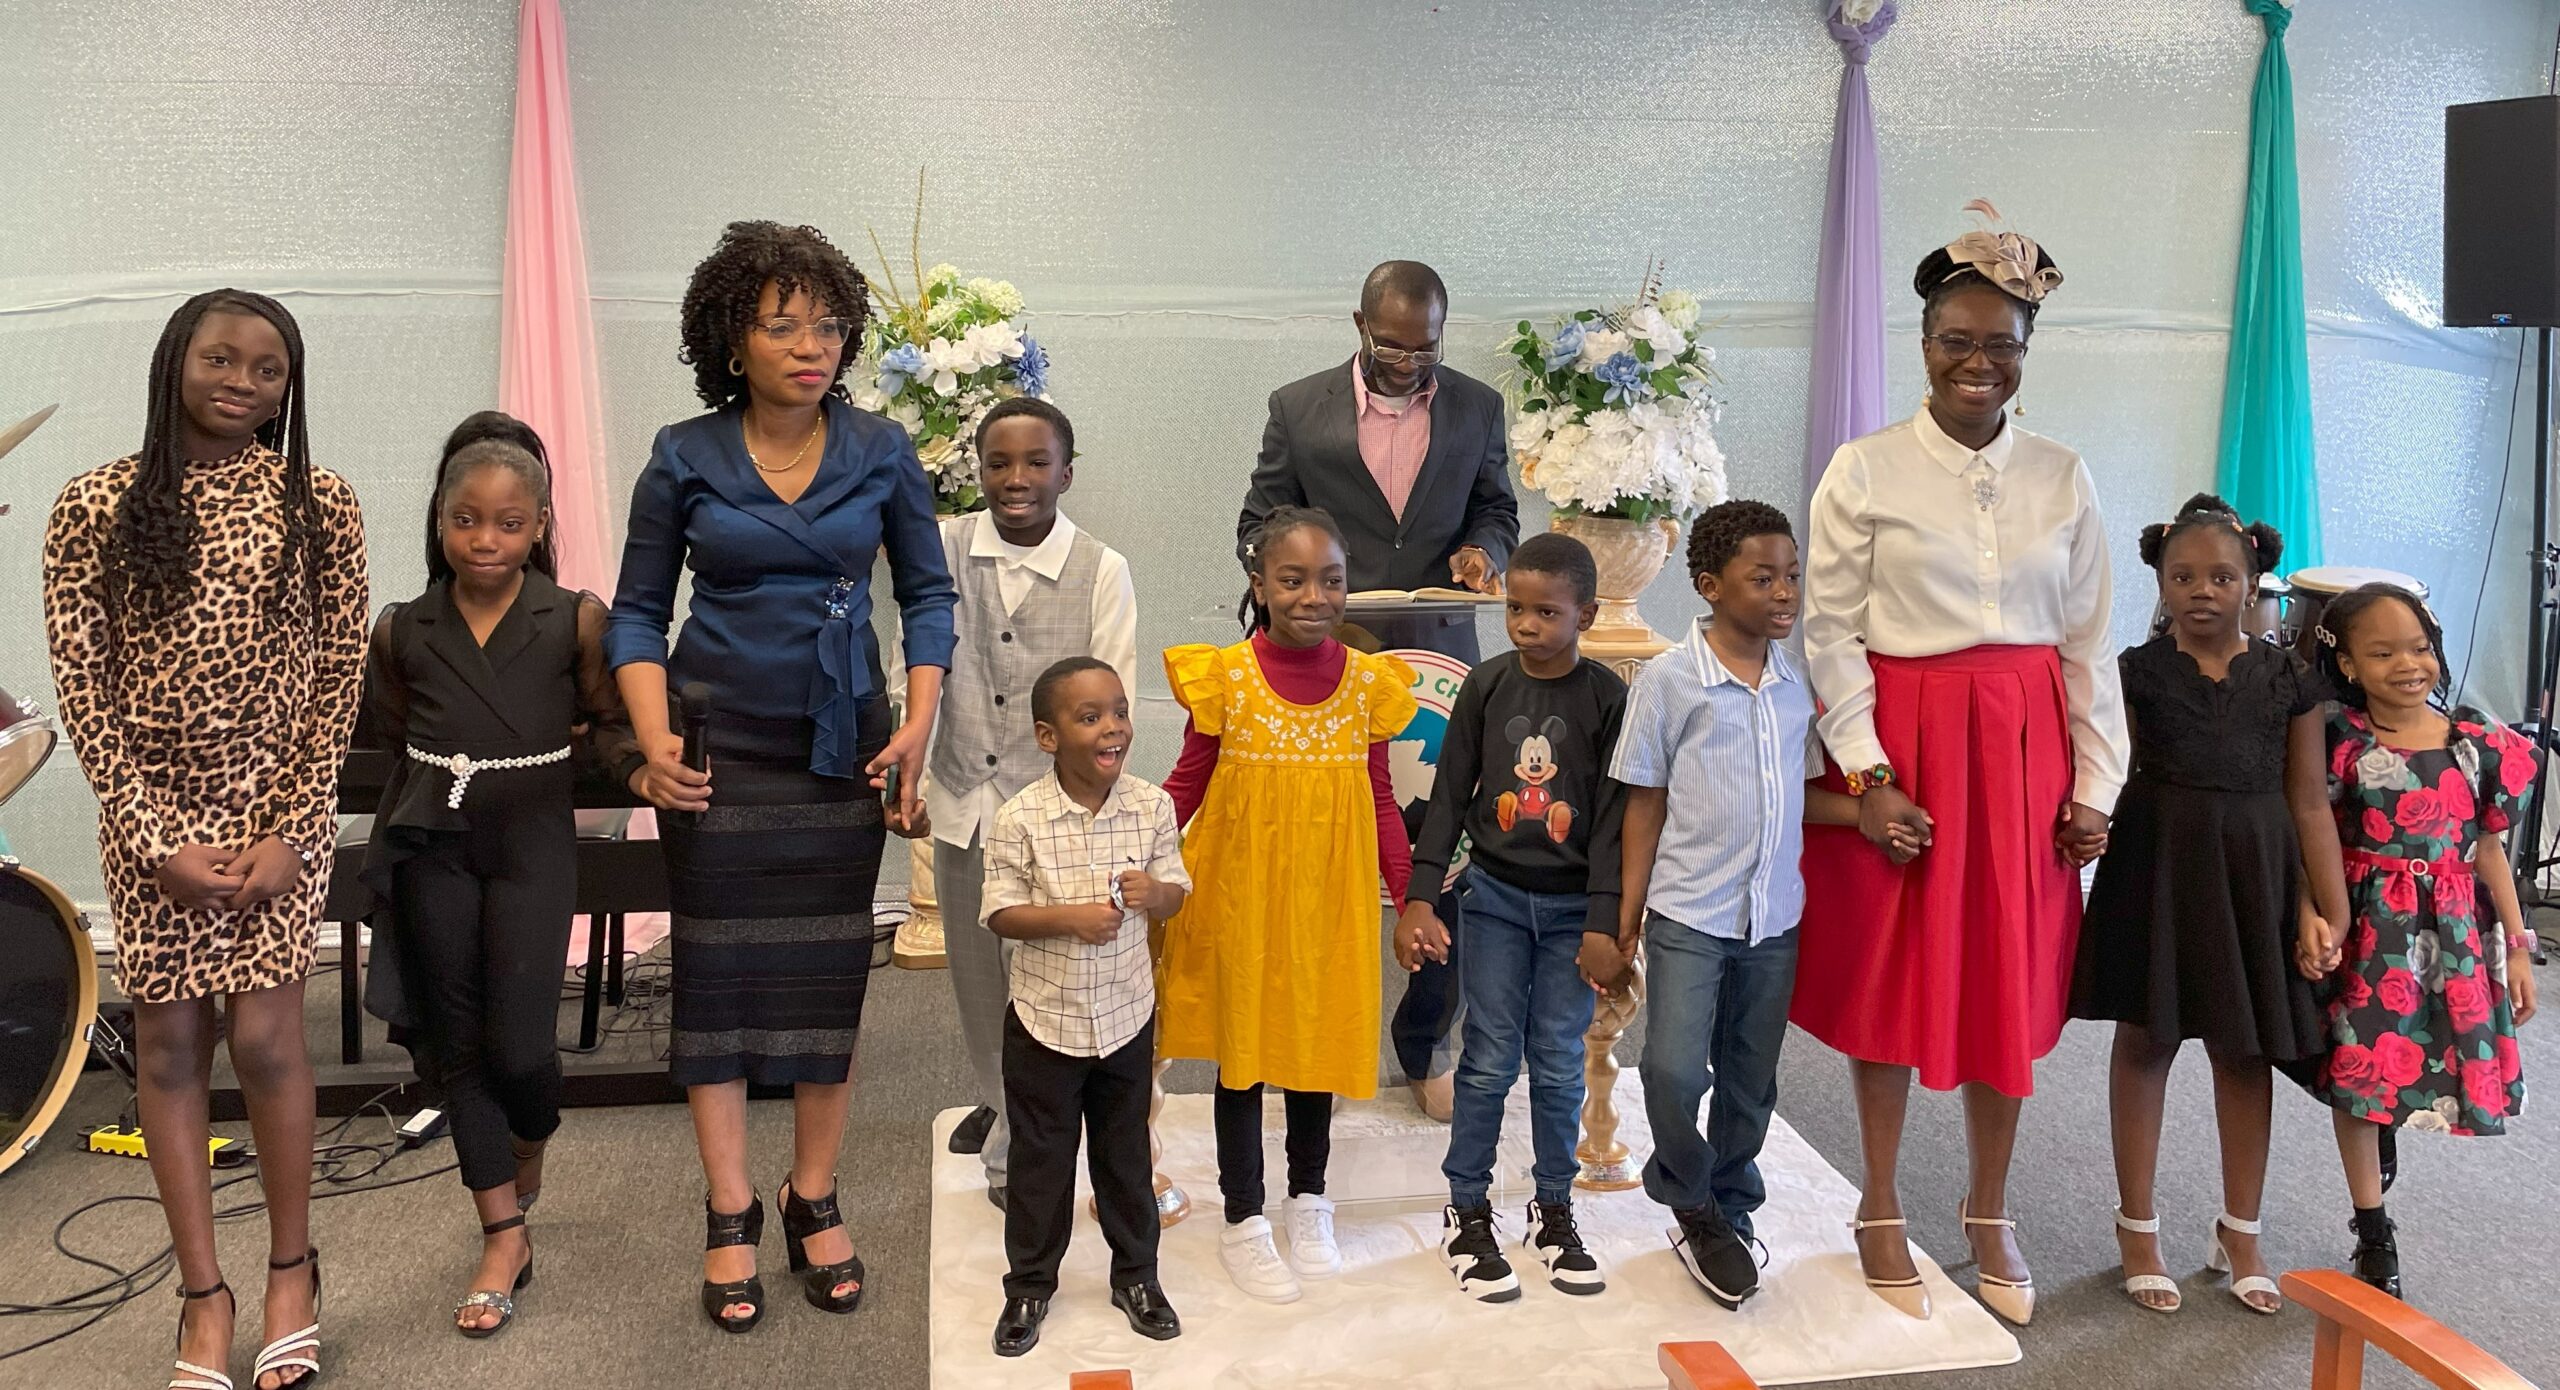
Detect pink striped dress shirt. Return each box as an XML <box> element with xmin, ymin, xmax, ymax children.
<box><xmin>1349</xmin><ymin>356</ymin><xmax>1437</xmax><ymax>521</ymax></box>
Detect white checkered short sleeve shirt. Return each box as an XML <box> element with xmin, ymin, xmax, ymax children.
<box><xmin>981</xmin><ymin>771</ymin><xmax>1189</xmax><ymax>1057</ymax></box>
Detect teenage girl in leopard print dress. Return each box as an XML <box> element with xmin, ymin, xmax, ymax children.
<box><xmin>42</xmin><ymin>290</ymin><xmax>367</xmax><ymax>1390</ymax></box>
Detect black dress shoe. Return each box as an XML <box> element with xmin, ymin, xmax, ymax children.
<box><xmin>949</xmin><ymin>1106</ymin><xmax>998</xmax><ymax>1155</ymax></box>
<box><xmin>1110</xmin><ymin>1281</ymin><xmax>1181</xmax><ymax>1341</ymax></box>
<box><xmin>992</xmin><ymin>1296</ymin><xmax>1047</xmax><ymax>1357</ymax></box>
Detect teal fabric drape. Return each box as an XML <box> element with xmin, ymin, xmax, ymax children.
<box><xmin>2215</xmin><ymin>0</ymin><xmax>2323</xmax><ymax>566</ymax></box>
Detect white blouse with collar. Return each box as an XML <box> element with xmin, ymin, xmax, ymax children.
<box><xmin>1803</xmin><ymin>407</ymin><xmax>2130</xmax><ymax>815</ymax></box>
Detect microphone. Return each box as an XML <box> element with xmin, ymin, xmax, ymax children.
<box><xmin>678</xmin><ymin>683</ymin><xmax>712</xmax><ymax>823</ymax></box>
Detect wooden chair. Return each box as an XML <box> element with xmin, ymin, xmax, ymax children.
<box><xmin>1066</xmin><ymin>1350</ymin><xmax>1760</xmax><ymax>1390</ymax></box>
<box><xmin>1659</xmin><ymin>1342</ymin><xmax>1759</xmax><ymax>1390</ymax></box>
<box><xmin>2281</xmin><ymin>1269</ymin><xmax>2537</xmax><ymax>1389</ymax></box>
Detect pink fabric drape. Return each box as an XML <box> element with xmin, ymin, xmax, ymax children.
<box><xmin>498</xmin><ymin>0</ymin><xmax>668</xmax><ymax>960</ymax></box>
<box><xmin>499</xmin><ymin>0</ymin><xmax>612</xmax><ymax>597</ymax></box>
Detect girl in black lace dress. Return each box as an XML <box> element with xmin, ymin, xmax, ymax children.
<box><xmin>2069</xmin><ymin>495</ymin><xmax>2350</xmax><ymax>1316</ymax></box>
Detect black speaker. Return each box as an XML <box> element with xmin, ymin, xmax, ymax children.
<box><xmin>2446</xmin><ymin>94</ymin><xmax>2560</xmax><ymax>328</ymax></box>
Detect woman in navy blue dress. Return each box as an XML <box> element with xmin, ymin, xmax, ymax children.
<box><xmin>609</xmin><ymin>222</ymin><xmax>956</xmax><ymax>1333</ymax></box>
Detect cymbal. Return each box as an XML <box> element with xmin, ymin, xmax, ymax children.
<box><xmin>0</xmin><ymin>404</ymin><xmax>58</xmax><ymax>462</ymax></box>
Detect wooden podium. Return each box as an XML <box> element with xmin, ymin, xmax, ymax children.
<box><xmin>1573</xmin><ymin>622</ymin><xmax>1672</xmax><ymax>1191</ymax></box>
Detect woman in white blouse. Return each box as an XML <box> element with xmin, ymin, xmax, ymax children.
<box><xmin>1795</xmin><ymin>218</ymin><xmax>2129</xmax><ymax>1328</ymax></box>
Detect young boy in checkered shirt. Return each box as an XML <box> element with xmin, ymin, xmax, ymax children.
<box><xmin>980</xmin><ymin>657</ymin><xmax>1190</xmax><ymax>1358</ymax></box>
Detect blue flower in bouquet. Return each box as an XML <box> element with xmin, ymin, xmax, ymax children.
<box><xmin>1011</xmin><ymin>334</ymin><xmax>1050</xmax><ymax>397</ymax></box>
<box><xmin>1544</xmin><ymin>320</ymin><xmax>1586</xmax><ymax>373</ymax></box>
<box><xmin>877</xmin><ymin>342</ymin><xmax>926</xmax><ymax>394</ymax></box>
<box><xmin>1594</xmin><ymin>352</ymin><xmax>1647</xmax><ymax>403</ymax></box>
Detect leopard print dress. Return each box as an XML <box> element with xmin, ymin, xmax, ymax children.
<box><xmin>41</xmin><ymin>445</ymin><xmax>369</xmax><ymax>1002</ymax></box>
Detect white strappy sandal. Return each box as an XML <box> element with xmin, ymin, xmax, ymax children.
<box><xmin>250</xmin><ymin>1248</ymin><xmax>322</xmax><ymax>1388</ymax></box>
<box><xmin>2205</xmin><ymin>1213</ymin><xmax>2282</xmax><ymax>1315</ymax></box>
<box><xmin>2112</xmin><ymin>1207</ymin><xmax>2182</xmax><ymax>1313</ymax></box>
<box><xmin>1961</xmin><ymin>1200</ymin><xmax>2035</xmax><ymax>1326</ymax></box>
<box><xmin>168</xmin><ymin>1281</ymin><xmax>234</xmax><ymax>1390</ymax></box>
<box><xmin>1847</xmin><ymin>1216</ymin><xmax>1931</xmax><ymax>1319</ymax></box>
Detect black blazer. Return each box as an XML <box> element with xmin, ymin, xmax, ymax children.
<box><xmin>1239</xmin><ymin>360</ymin><xmax>1521</xmax><ymax>598</ymax></box>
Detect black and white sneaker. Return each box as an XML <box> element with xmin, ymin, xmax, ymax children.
<box><xmin>1669</xmin><ymin>1205</ymin><xmax>1760</xmax><ymax>1310</ymax></box>
<box><xmin>1440</xmin><ymin>1204</ymin><xmax>1521</xmax><ymax>1303</ymax></box>
<box><xmin>1522</xmin><ymin>1199</ymin><xmax>1606</xmax><ymax>1294</ymax></box>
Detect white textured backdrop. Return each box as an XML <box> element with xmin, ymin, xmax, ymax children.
<box><xmin>2</xmin><ymin>0</ymin><xmax>2553</xmax><ymax>902</ymax></box>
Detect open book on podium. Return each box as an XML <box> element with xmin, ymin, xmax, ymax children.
<box><xmin>1345</xmin><ymin>586</ymin><xmax>1503</xmax><ymax>606</ymax></box>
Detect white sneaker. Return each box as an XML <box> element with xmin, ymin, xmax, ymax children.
<box><xmin>1283</xmin><ymin>1194</ymin><xmax>1342</xmax><ymax>1279</ymax></box>
<box><xmin>1220</xmin><ymin>1216</ymin><xmax>1302</xmax><ymax>1303</ymax></box>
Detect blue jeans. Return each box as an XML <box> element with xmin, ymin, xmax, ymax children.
<box><xmin>1639</xmin><ymin>914</ymin><xmax>1797</xmax><ymax>1236</ymax></box>
<box><xmin>1442</xmin><ymin>866</ymin><xmax>1597</xmax><ymax>1208</ymax></box>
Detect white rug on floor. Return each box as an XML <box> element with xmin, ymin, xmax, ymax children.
<box><xmin>928</xmin><ymin>1075</ymin><xmax>2020</xmax><ymax>1388</ymax></box>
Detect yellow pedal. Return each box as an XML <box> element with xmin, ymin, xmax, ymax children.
<box><xmin>80</xmin><ymin>1126</ymin><xmax>240</xmax><ymax>1164</ymax></box>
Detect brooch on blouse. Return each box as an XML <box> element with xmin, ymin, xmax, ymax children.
<box><xmin>825</xmin><ymin>577</ymin><xmax>856</xmax><ymax>620</ymax></box>
<box><xmin>1971</xmin><ymin>470</ymin><xmax>2000</xmax><ymax>513</ymax></box>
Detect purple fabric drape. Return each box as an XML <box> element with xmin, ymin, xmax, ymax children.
<box><xmin>1804</xmin><ymin>1</ymin><xmax>1898</xmax><ymax>496</ymax></box>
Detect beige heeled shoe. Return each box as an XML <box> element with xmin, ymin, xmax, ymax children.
<box><xmin>1961</xmin><ymin>1201</ymin><xmax>2035</xmax><ymax>1326</ymax></box>
<box><xmin>1847</xmin><ymin>1216</ymin><xmax>1931</xmax><ymax>1319</ymax></box>
<box><xmin>2112</xmin><ymin>1207</ymin><xmax>2181</xmax><ymax>1313</ymax></box>
<box><xmin>2205</xmin><ymin>1212</ymin><xmax>2282</xmax><ymax>1315</ymax></box>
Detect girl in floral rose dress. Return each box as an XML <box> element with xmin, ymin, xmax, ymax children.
<box><xmin>2307</xmin><ymin>583</ymin><xmax>2538</xmax><ymax>1299</ymax></box>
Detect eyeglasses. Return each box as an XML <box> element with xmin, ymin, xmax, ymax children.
<box><xmin>1364</xmin><ymin>331</ymin><xmax>1443</xmax><ymax>369</ymax></box>
<box><xmin>753</xmin><ymin>316</ymin><xmax>856</xmax><ymax>347</ymax></box>
<box><xmin>1922</xmin><ymin>333</ymin><xmax>2028</xmax><ymax>365</ymax></box>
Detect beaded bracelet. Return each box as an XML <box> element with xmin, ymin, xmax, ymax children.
<box><xmin>2509</xmin><ymin>932</ymin><xmax>2537</xmax><ymax>952</ymax></box>
<box><xmin>1845</xmin><ymin>764</ymin><xmax>1897</xmax><ymax>796</ymax></box>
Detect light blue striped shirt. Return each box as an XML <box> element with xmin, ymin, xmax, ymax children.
<box><xmin>1608</xmin><ymin>619</ymin><xmax>1819</xmax><ymax>944</ymax></box>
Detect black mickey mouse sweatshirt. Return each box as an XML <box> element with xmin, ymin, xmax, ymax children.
<box><xmin>1408</xmin><ymin>651</ymin><xmax>1629</xmax><ymax>926</ymax></box>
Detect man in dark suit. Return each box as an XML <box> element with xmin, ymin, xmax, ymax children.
<box><xmin>1237</xmin><ymin>260</ymin><xmax>1521</xmax><ymax>1118</ymax></box>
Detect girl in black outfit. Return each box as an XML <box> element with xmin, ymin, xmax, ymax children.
<box><xmin>361</xmin><ymin>414</ymin><xmax>631</xmax><ymax>1338</ymax></box>
<box><xmin>2068</xmin><ymin>494</ymin><xmax>2350</xmax><ymax>1316</ymax></box>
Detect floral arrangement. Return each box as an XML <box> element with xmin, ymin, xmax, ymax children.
<box><xmin>848</xmin><ymin>186</ymin><xmax>1050</xmax><ymax>514</ymax></box>
<box><xmin>1501</xmin><ymin>267</ymin><xmax>1726</xmax><ymax>524</ymax></box>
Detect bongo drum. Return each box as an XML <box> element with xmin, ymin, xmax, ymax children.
<box><xmin>2287</xmin><ymin>566</ymin><xmax>2429</xmax><ymax>655</ymax></box>
<box><xmin>0</xmin><ymin>686</ymin><xmax>59</xmax><ymax>810</ymax></box>
<box><xmin>0</xmin><ymin>860</ymin><xmax>96</xmax><ymax>1178</ymax></box>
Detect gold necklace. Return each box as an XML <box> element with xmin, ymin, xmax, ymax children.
<box><xmin>746</xmin><ymin>417</ymin><xmax>822</xmax><ymax>474</ymax></box>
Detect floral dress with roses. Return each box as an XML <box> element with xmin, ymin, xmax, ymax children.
<box><xmin>2313</xmin><ymin>706</ymin><xmax>2535</xmax><ymax>1135</ymax></box>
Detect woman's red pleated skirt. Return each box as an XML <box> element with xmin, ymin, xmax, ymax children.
<box><xmin>1792</xmin><ymin>645</ymin><xmax>2081</xmax><ymax>1097</ymax></box>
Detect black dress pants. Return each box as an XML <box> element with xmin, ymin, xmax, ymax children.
<box><xmin>1001</xmin><ymin>1009</ymin><xmax>1159</xmax><ymax>1299</ymax></box>
<box><xmin>390</xmin><ymin>821</ymin><xmax>575</xmax><ymax>1193</ymax></box>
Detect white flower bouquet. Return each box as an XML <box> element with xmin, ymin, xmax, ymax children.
<box><xmin>1501</xmin><ymin>271</ymin><xmax>1726</xmax><ymax>524</ymax></box>
<box><xmin>849</xmin><ymin>201</ymin><xmax>1050</xmax><ymax>514</ymax></box>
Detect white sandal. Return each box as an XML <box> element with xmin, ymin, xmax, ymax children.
<box><xmin>251</xmin><ymin>1248</ymin><xmax>322</xmax><ymax>1388</ymax></box>
<box><xmin>1847</xmin><ymin>1216</ymin><xmax>1931</xmax><ymax>1319</ymax></box>
<box><xmin>2205</xmin><ymin>1213</ymin><xmax>2282</xmax><ymax>1315</ymax></box>
<box><xmin>2111</xmin><ymin>1207</ymin><xmax>2182</xmax><ymax>1313</ymax></box>
<box><xmin>1961</xmin><ymin>1200</ymin><xmax>2035</xmax><ymax>1326</ymax></box>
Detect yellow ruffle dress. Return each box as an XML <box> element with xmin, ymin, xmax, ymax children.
<box><xmin>1156</xmin><ymin>640</ymin><xmax>1417</xmax><ymax>1097</ymax></box>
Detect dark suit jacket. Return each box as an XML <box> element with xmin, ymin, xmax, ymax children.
<box><xmin>1238</xmin><ymin>360</ymin><xmax>1521</xmax><ymax>658</ymax></box>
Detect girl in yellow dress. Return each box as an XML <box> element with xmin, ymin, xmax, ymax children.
<box><xmin>1159</xmin><ymin>505</ymin><xmax>1418</xmax><ymax>1303</ymax></box>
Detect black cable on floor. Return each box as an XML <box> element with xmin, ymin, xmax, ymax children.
<box><xmin>0</xmin><ymin>1085</ymin><xmax>457</xmax><ymax>1363</ymax></box>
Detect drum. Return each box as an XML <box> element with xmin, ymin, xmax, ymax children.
<box><xmin>2286</xmin><ymin>566</ymin><xmax>2429</xmax><ymax>655</ymax></box>
<box><xmin>0</xmin><ymin>859</ymin><xmax>96</xmax><ymax>1179</ymax></box>
<box><xmin>0</xmin><ymin>685</ymin><xmax>58</xmax><ymax>810</ymax></box>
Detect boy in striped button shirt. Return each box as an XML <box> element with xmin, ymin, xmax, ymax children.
<box><xmin>981</xmin><ymin>658</ymin><xmax>1189</xmax><ymax>1358</ymax></box>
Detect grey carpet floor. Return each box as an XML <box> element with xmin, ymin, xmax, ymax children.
<box><xmin>4</xmin><ymin>927</ymin><xmax>2555</xmax><ymax>1389</ymax></box>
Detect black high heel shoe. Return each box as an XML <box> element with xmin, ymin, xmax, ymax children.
<box><xmin>2349</xmin><ymin>1206</ymin><xmax>2401</xmax><ymax>1299</ymax></box>
<box><xmin>779</xmin><ymin>1176</ymin><xmax>866</xmax><ymax>1314</ymax></box>
<box><xmin>168</xmin><ymin>1280</ymin><xmax>234</xmax><ymax>1390</ymax></box>
<box><xmin>701</xmin><ymin>1195</ymin><xmax>766</xmax><ymax>1334</ymax></box>
<box><xmin>455</xmin><ymin>1215</ymin><xmax>535</xmax><ymax>1339</ymax></box>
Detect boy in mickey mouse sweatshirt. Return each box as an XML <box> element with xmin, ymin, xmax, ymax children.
<box><xmin>1394</xmin><ymin>533</ymin><xmax>1627</xmax><ymax>1304</ymax></box>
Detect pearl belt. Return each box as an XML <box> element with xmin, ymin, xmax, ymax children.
<box><xmin>407</xmin><ymin>744</ymin><xmax>572</xmax><ymax>809</ymax></box>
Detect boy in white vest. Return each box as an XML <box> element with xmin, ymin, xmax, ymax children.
<box><xmin>929</xmin><ymin>398</ymin><xmax>1139</xmax><ymax>1207</ymax></box>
